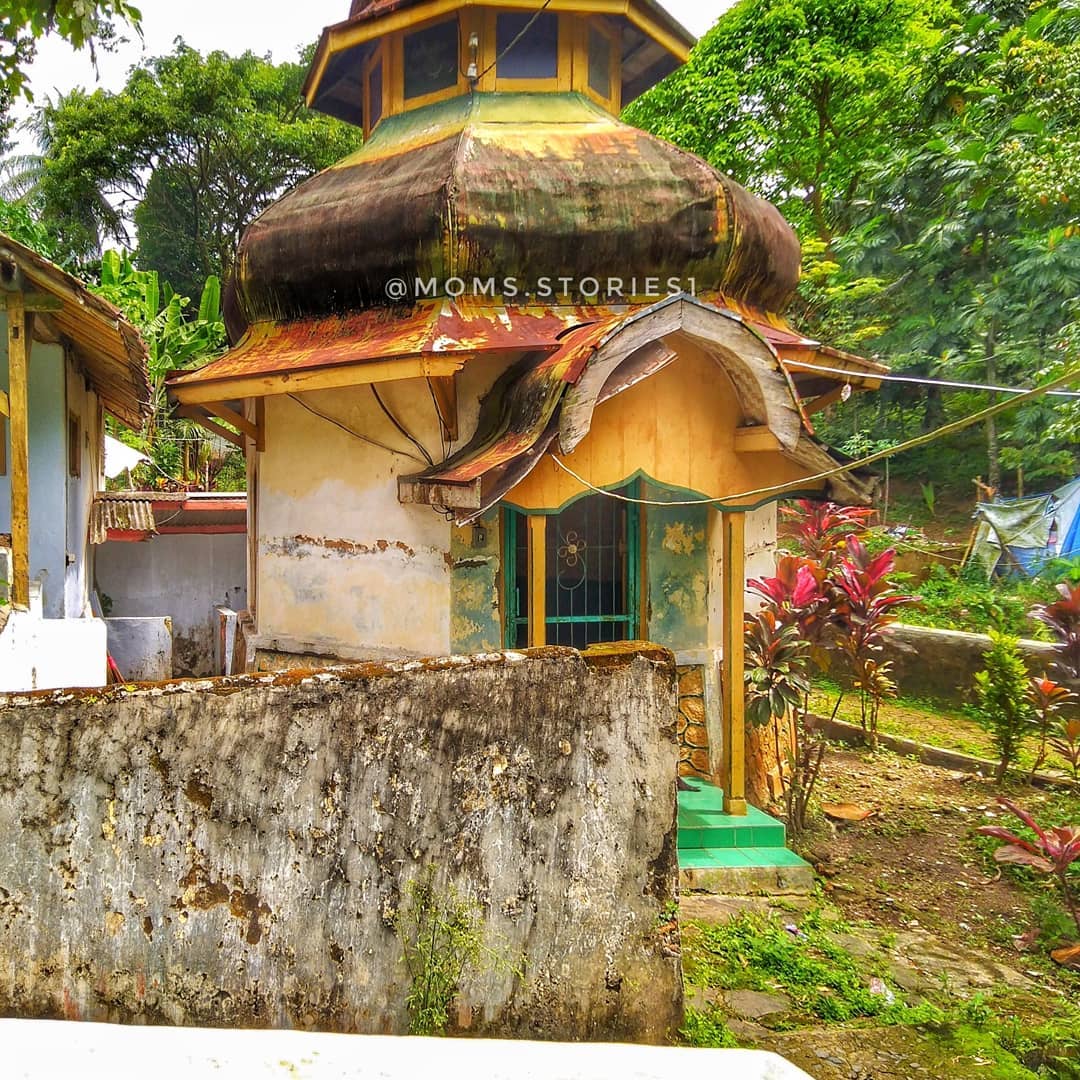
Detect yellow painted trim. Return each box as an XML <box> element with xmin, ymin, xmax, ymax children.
<box><xmin>494</xmin><ymin>76</ymin><xmax>561</xmax><ymax>92</ymax></box>
<box><xmin>528</xmin><ymin>515</ymin><xmax>547</xmax><ymax>647</ymax></box>
<box><xmin>363</xmin><ymin>41</ymin><xmax>387</xmax><ymax>138</ymax></box>
<box><xmin>721</xmin><ymin>510</ymin><xmax>747</xmax><ymax>815</ymax></box>
<box><xmin>0</xmin><ymin>389</ymin><xmax>8</xmax><ymax>418</ymax></box>
<box><xmin>171</xmin><ymin>356</ymin><xmax>466</xmax><ymax>406</ymax></box>
<box><xmin>581</xmin><ymin>16</ymin><xmax>621</xmax><ymax>114</ymax></box>
<box><xmin>309</xmin><ymin>0</ymin><xmax>692</xmax><ymax>106</ymax></box>
<box><xmin>6</xmin><ymin>293</ymin><xmax>31</xmax><ymax>610</ymax></box>
<box><xmin>734</xmin><ymin>427</ymin><xmax>783</xmax><ymax>453</ymax></box>
<box><xmin>397</xmin><ymin>16</ymin><xmax>469</xmax><ymax>111</ymax></box>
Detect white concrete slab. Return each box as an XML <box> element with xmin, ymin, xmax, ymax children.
<box><xmin>4</xmin><ymin>1022</ymin><xmax>813</xmax><ymax>1080</ymax></box>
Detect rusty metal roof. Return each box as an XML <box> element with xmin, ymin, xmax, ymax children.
<box><xmin>0</xmin><ymin>234</ymin><xmax>150</xmax><ymax>429</ymax></box>
<box><xmin>90</xmin><ymin>493</ymin><xmax>157</xmax><ymax>544</ymax></box>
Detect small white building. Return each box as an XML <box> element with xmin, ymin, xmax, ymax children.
<box><xmin>0</xmin><ymin>235</ymin><xmax>150</xmax><ymax>691</ymax></box>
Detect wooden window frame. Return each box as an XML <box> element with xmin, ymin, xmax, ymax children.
<box><xmin>395</xmin><ymin>14</ymin><xmax>467</xmax><ymax>112</ymax></box>
<box><xmin>68</xmin><ymin>411</ymin><xmax>81</xmax><ymax>478</ymax></box>
<box><xmin>363</xmin><ymin>41</ymin><xmax>387</xmax><ymax>137</ymax></box>
<box><xmin>579</xmin><ymin>16</ymin><xmax>621</xmax><ymax>114</ymax></box>
<box><xmin>484</xmin><ymin>10</ymin><xmax>571</xmax><ymax>94</ymax></box>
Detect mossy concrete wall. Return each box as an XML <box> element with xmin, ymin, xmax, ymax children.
<box><xmin>0</xmin><ymin>645</ymin><xmax>681</xmax><ymax>1041</ymax></box>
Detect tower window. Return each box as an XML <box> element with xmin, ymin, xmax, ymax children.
<box><xmin>403</xmin><ymin>18</ymin><xmax>459</xmax><ymax>101</ymax></box>
<box><xmin>367</xmin><ymin>57</ymin><xmax>383</xmax><ymax>130</ymax></box>
<box><xmin>496</xmin><ymin>12</ymin><xmax>559</xmax><ymax>80</ymax></box>
<box><xmin>588</xmin><ymin>25</ymin><xmax>612</xmax><ymax>100</ymax></box>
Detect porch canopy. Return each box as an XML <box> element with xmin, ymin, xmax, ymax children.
<box><xmin>0</xmin><ymin>234</ymin><xmax>150</xmax><ymax>610</ymax></box>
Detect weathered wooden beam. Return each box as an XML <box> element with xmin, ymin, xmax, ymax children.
<box><xmin>175</xmin><ymin>406</ymin><xmax>245</xmax><ymax>449</ymax></box>
<box><xmin>427</xmin><ymin>375</ymin><xmax>458</xmax><ymax>442</ymax></box>
<box><xmin>6</xmin><ymin>293</ymin><xmax>31</xmax><ymax>609</ymax></box>
<box><xmin>21</xmin><ymin>292</ymin><xmax>64</xmax><ymax>313</ymax></box>
<box><xmin>802</xmin><ymin>384</ymin><xmax>850</xmax><ymax>417</ymax></box>
<box><xmin>170</xmin><ymin>357</ymin><xmax>465</xmax><ymax>407</ymax></box>
<box><xmin>733</xmin><ymin>426</ymin><xmax>782</xmax><ymax>453</ymax></box>
<box><xmin>720</xmin><ymin>510</ymin><xmax>747</xmax><ymax>815</ymax></box>
<box><xmin>203</xmin><ymin>401</ymin><xmax>259</xmax><ymax>443</ymax></box>
<box><xmin>528</xmin><ymin>515</ymin><xmax>547</xmax><ymax>648</ymax></box>
<box><xmin>0</xmin><ymin>388</ymin><xmax>8</xmax><ymax>417</ymax></box>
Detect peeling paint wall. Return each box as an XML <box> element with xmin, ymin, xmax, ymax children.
<box><xmin>449</xmin><ymin>510</ymin><xmax>502</xmax><ymax>654</ymax></box>
<box><xmin>0</xmin><ymin>645</ymin><xmax>681</xmax><ymax>1041</ymax></box>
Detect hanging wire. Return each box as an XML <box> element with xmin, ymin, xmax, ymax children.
<box><xmin>475</xmin><ymin>0</ymin><xmax>555</xmax><ymax>81</ymax></box>
<box><xmin>370</xmin><ymin>385</ymin><xmax>435</xmax><ymax>468</ymax></box>
<box><xmin>548</xmin><ymin>361</ymin><xmax>1080</xmax><ymax>508</ymax></box>
<box><xmin>784</xmin><ymin>359</ymin><xmax>1080</xmax><ymax>399</ymax></box>
<box><xmin>288</xmin><ymin>393</ymin><xmax>428</xmax><ymax>466</ymax></box>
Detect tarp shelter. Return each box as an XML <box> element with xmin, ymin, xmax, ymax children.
<box><xmin>968</xmin><ymin>477</ymin><xmax>1080</xmax><ymax>577</ymax></box>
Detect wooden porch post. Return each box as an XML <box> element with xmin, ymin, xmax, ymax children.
<box><xmin>528</xmin><ymin>515</ymin><xmax>547</xmax><ymax>647</ymax></box>
<box><xmin>721</xmin><ymin>509</ymin><xmax>747</xmax><ymax>815</ymax></box>
<box><xmin>6</xmin><ymin>292</ymin><xmax>31</xmax><ymax>610</ymax></box>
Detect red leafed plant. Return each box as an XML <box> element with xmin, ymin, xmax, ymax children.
<box><xmin>832</xmin><ymin>537</ymin><xmax>916</xmax><ymax>748</ymax></box>
<box><xmin>979</xmin><ymin>799</ymin><xmax>1080</xmax><ymax>935</ymax></box>
<box><xmin>1030</xmin><ymin>582</ymin><xmax>1080</xmax><ymax>680</ymax></box>
<box><xmin>1026</xmin><ymin>676</ymin><xmax>1076</xmax><ymax>781</ymax></box>
<box><xmin>781</xmin><ymin>499</ymin><xmax>875</xmax><ymax>564</ymax></box>
<box><xmin>1050</xmin><ymin>717</ymin><xmax>1080</xmax><ymax>782</ymax></box>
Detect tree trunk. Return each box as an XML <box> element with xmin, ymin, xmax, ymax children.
<box><xmin>985</xmin><ymin>324</ymin><xmax>1001</xmax><ymax>493</ymax></box>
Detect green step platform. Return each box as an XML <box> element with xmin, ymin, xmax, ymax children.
<box><xmin>677</xmin><ymin>779</ymin><xmax>813</xmax><ymax>894</ymax></box>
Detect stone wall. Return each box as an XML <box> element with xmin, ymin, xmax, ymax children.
<box><xmin>676</xmin><ymin>665</ymin><xmax>710</xmax><ymax>779</ymax></box>
<box><xmin>0</xmin><ymin>645</ymin><xmax>681</xmax><ymax>1042</ymax></box>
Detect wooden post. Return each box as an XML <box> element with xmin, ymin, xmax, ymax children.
<box><xmin>721</xmin><ymin>510</ymin><xmax>747</xmax><ymax>815</ymax></box>
<box><xmin>528</xmin><ymin>515</ymin><xmax>547</xmax><ymax>648</ymax></box>
<box><xmin>6</xmin><ymin>293</ymin><xmax>31</xmax><ymax>610</ymax></box>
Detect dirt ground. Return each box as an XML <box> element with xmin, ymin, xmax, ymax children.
<box><xmin>682</xmin><ymin>745</ymin><xmax>1080</xmax><ymax>1079</ymax></box>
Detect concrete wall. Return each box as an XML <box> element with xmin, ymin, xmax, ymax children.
<box><xmin>0</xmin><ymin>608</ymin><xmax>107</xmax><ymax>690</ymax></box>
<box><xmin>96</xmin><ymin>533</ymin><xmax>247</xmax><ymax>677</ymax></box>
<box><xmin>871</xmin><ymin>623</ymin><xmax>1063</xmax><ymax>704</ymax></box>
<box><xmin>105</xmin><ymin>616</ymin><xmax>173</xmax><ymax>682</ymax></box>
<box><xmin>0</xmin><ymin>326</ymin><xmax>102</xmax><ymax>620</ymax></box>
<box><xmin>0</xmin><ymin>644</ymin><xmax>682</xmax><ymax>1041</ymax></box>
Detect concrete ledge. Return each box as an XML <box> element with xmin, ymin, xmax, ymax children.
<box><xmin>4</xmin><ymin>1022</ymin><xmax>815</xmax><ymax>1079</ymax></box>
<box><xmin>681</xmin><ymin>864</ymin><xmax>815</xmax><ymax>896</ymax></box>
<box><xmin>806</xmin><ymin>713</ymin><xmax>1080</xmax><ymax>792</ymax></box>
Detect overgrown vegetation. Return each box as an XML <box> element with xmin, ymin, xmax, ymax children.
<box><xmin>975</xmin><ymin>632</ymin><xmax>1036</xmax><ymax>779</ymax></box>
<box><xmin>394</xmin><ymin>866</ymin><xmax>484</xmax><ymax>1037</ymax></box>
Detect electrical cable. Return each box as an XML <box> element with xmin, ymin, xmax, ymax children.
<box><xmin>547</xmin><ymin>362</ymin><xmax>1080</xmax><ymax>509</ymax></box>
<box><xmin>287</xmin><ymin>393</ymin><xmax>428</xmax><ymax>466</ymax></box>
<box><xmin>370</xmin><ymin>385</ymin><xmax>435</xmax><ymax>467</ymax></box>
<box><xmin>784</xmin><ymin>359</ymin><xmax>1080</xmax><ymax>399</ymax></box>
<box><xmin>475</xmin><ymin>0</ymin><xmax>554</xmax><ymax>81</ymax></box>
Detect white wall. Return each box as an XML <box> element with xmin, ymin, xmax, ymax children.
<box><xmin>0</xmin><ymin>608</ymin><xmax>107</xmax><ymax>691</ymax></box>
<box><xmin>0</xmin><ymin>324</ymin><xmax>101</xmax><ymax>620</ymax></box>
<box><xmin>95</xmin><ymin>533</ymin><xmax>246</xmax><ymax>677</ymax></box>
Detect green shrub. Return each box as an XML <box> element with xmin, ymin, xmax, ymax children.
<box><xmin>974</xmin><ymin>632</ymin><xmax>1033</xmax><ymax>780</ymax></box>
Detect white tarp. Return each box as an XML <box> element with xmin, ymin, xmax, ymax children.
<box><xmin>103</xmin><ymin>435</ymin><xmax>149</xmax><ymax>479</ymax></box>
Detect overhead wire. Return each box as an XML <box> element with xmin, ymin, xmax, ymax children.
<box><xmin>548</xmin><ymin>362</ymin><xmax>1080</xmax><ymax>508</ymax></box>
<box><xmin>287</xmin><ymin>393</ymin><xmax>428</xmax><ymax>466</ymax></box>
<box><xmin>784</xmin><ymin>359</ymin><xmax>1080</xmax><ymax>399</ymax></box>
<box><xmin>370</xmin><ymin>385</ymin><xmax>435</xmax><ymax>467</ymax></box>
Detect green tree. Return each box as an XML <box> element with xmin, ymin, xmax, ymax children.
<box><xmin>0</xmin><ymin>0</ymin><xmax>141</xmax><ymax>144</ymax></box>
<box><xmin>29</xmin><ymin>42</ymin><xmax>363</xmax><ymax>294</ymax></box>
<box><xmin>624</xmin><ymin>0</ymin><xmax>950</xmax><ymax>242</ymax></box>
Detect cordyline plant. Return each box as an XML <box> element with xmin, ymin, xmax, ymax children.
<box><xmin>781</xmin><ymin>499</ymin><xmax>875</xmax><ymax>565</ymax></box>
<box><xmin>744</xmin><ymin>504</ymin><xmax>910</xmax><ymax>835</ymax></box>
<box><xmin>832</xmin><ymin>538</ymin><xmax>914</xmax><ymax>749</ymax></box>
<box><xmin>1030</xmin><ymin>581</ymin><xmax>1080</xmax><ymax>680</ymax></box>
<box><xmin>979</xmin><ymin>799</ymin><xmax>1080</xmax><ymax>936</ymax></box>
<box><xmin>1050</xmin><ymin>716</ymin><xmax>1080</xmax><ymax>782</ymax></box>
<box><xmin>1026</xmin><ymin>676</ymin><xmax>1076</xmax><ymax>781</ymax></box>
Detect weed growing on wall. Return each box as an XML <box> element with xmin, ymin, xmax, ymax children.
<box><xmin>394</xmin><ymin>864</ymin><xmax>520</xmax><ymax>1036</ymax></box>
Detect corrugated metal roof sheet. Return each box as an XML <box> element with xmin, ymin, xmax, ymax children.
<box><xmin>90</xmin><ymin>494</ymin><xmax>157</xmax><ymax>544</ymax></box>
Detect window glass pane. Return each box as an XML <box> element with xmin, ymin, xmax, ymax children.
<box><xmin>403</xmin><ymin>18</ymin><xmax>459</xmax><ymax>101</ymax></box>
<box><xmin>496</xmin><ymin>12</ymin><xmax>558</xmax><ymax>80</ymax></box>
<box><xmin>588</xmin><ymin>26</ymin><xmax>611</xmax><ymax>100</ymax></box>
<box><xmin>368</xmin><ymin>59</ymin><xmax>383</xmax><ymax>129</ymax></box>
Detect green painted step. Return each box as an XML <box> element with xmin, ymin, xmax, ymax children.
<box><xmin>678</xmin><ymin>846</ymin><xmax>810</xmax><ymax>870</ymax></box>
<box><xmin>677</xmin><ymin>780</ymin><xmax>787</xmax><ymax>851</ymax></box>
